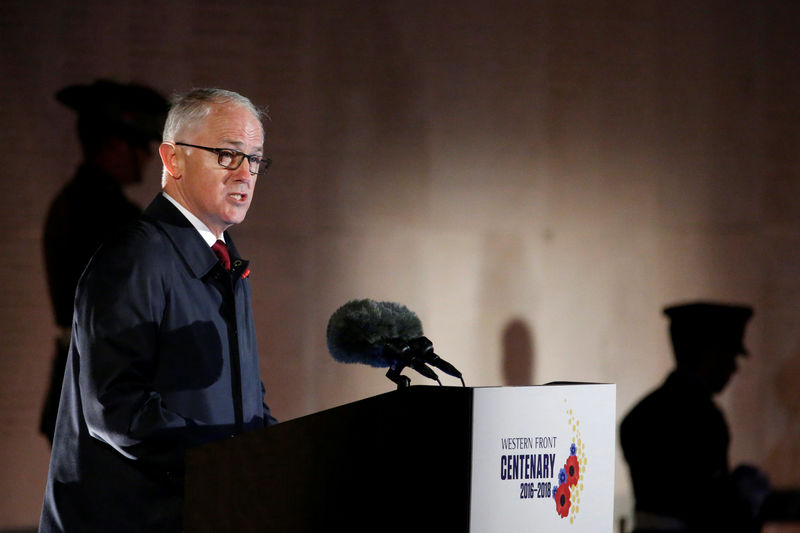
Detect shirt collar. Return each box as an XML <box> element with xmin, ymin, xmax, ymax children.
<box><xmin>161</xmin><ymin>191</ymin><xmax>223</xmax><ymax>247</ymax></box>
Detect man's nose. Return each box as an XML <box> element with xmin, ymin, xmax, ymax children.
<box><xmin>233</xmin><ymin>161</ymin><xmax>254</xmax><ymax>182</ymax></box>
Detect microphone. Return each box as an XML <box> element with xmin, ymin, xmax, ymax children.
<box><xmin>407</xmin><ymin>336</ymin><xmax>463</xmax><ymax>380</ymax></box>
<box><xmin>326</xmin><ymin>299</ymin><xmax>423</xmax><ymax>367</ymax></box>
<box><xmin>326</xmin><ymin>299</ymin><xmax>463</xmax><ymax>386</ymax></box>
<box><xmin>382</xmin><ymin>338</ymin><xmax>441</xmax><ymax>382</ymax></box>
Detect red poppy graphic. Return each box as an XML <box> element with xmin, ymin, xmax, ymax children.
<box><xmin>565</xmin><ymin>455</ymin><xmax>580</xmax><ymax>486</ymax></box>
<box><xmin>555</xmin><ymin>483</ymin><xmax>571</xmax><ymax>518</ymax></box>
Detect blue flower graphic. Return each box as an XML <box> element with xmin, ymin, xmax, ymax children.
<box><xmin>559</xmin><ymin>467</ymin><xmax>567</xmax><ymax>485</ymax></box>
<box><xmin>570</xmin><ymin>442</ymin><xmax>577</xmax><ymax>456</ymax></box>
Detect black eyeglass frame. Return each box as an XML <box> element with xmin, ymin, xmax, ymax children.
<box><xmin>174</xmin><ymin>142</ymin><xmax>271</xmax><ymax>176</ymax></box>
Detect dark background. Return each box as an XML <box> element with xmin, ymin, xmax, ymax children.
<box><xmin>1</xmin><ymin>1</ymin><xmax>798</xmax><ymax>530</ymax></box>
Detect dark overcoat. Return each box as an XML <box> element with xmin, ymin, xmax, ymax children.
<box><xmin>39</xmin><ymin>193</ymin><xmax>276</xmax><ymax>532</ymax></box>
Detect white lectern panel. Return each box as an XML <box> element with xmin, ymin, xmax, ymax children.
<box><xmin>470</xmin><ymin>384</ymin><xmax>616</xmax><ymax>532</ymax></box>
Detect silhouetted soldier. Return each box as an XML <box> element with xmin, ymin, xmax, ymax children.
<box><xmin>620</xmin><ymin>302</ymin><xmax>770</xmax><ymax>533</ymax></box>
<box><xmin>40</xmin><ymin>80</ymin><xmax>167</xmax><ymax>444</ymax></box>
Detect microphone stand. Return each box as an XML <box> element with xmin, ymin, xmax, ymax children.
<box><xmin>383</xmin><ymin>340</ymin><xmax>441</xmax><ymax>389</ymax></box>
<box><xmin>386</xmin><ymin>364</ymin><xmax>411</xmax><ymax>389</ymax></box>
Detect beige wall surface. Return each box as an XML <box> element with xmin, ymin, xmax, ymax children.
<box><xmin>1</xmin><ymin>0</ymin><xmax>798</xmax><ymax>529</ymax></box>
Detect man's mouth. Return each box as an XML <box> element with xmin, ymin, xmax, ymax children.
<box><xmin>229</xmin><ymin>192</ymin><xmax>247</xmax><ymax>201</ymax></box>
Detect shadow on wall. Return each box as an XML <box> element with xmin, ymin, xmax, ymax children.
<box><xmin>765</xmin><ymin>345</ymin><xmax>800</xmax><ymax>485</ymax></box>
<box><xmin>501</xmin><ymin>318</ymin><xmax>535</xmax><ymax>386</ymax></box>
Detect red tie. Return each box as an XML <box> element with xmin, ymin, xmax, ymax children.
<box><xmin>211</xmin><ymin>240</ymin><xmax>231</xmax><ymax>270</ymax></box>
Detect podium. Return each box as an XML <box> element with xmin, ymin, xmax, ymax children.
<box><xmin>184</xmin><ymin>384</ymin><xmax>616</xmax><ymax>532</ymax></box>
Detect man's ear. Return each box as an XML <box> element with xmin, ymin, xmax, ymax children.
<box><xmin>159</xmin><ymin>142</ymin><xmax>182</xmax><ymax>179</ymax></box>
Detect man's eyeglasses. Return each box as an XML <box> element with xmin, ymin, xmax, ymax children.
<box><xmin>175</xmin><ymin>142</ymin><xmax>271</xmax><ymax>176</ymax></box>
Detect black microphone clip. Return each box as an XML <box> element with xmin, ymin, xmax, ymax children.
<box><xmin>407</xmin><ymin>337</ymin><xmax>463</xmax><ymax>380</ymax></box>
<box><xmin>382</xmin><ymin>337</ymin><xmax>465</xmax><ymax>389</ymax></box>
<box><xmin>383</xmin><ymin>339</ymin><xmax>440</xmax><ymax>389</ymax></box>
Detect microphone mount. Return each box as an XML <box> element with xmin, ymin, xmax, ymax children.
<box><xmin>382</xmin><ymin>338</ymin><xmax>465</xmax><ymax>389</ymax></box>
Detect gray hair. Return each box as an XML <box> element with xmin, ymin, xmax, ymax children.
<box><xmin>161</xmin><ymin>88</ymin><xmax>266</xmax><ymax>184</ymax></box>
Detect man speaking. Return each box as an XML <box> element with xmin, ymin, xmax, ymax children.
<box><xmin>39</xmin><ymin>88</ymin><xmax>277</xmax><ymax>532</ymax></box>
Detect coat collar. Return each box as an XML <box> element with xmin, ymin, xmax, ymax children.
<box><xmin>142</xmin><ymin>194</ymin><xmax>249</xmax><ymax>279</ymax></box>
